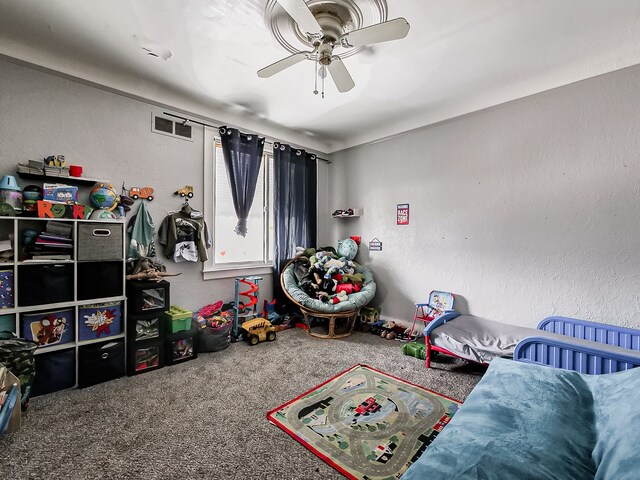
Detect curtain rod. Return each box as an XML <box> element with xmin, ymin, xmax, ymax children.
<box><xmin>163</xmin><ymin>112</ymin><xmax>331</xmax><ymax>164</ymax></box>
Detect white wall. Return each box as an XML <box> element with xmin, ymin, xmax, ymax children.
<box><xmin>329</xmin><ymin>65</ymin><xmax>640</xmax><ymax>329</ymax></box>
<box><xmin>1</xmin><ymin>58</ymin><xmax>328</xmax><ymax>311</ymax></box>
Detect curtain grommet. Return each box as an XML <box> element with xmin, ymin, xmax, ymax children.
<box><xmin>219</xmin><ymin>127</ymin><xmax>226</xmax><ymax>135</ymax></box>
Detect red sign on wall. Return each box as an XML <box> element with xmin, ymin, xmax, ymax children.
<box><xmin>397</xmin><ymin>203</ymin><xmax>409</xmax><ymax>225</ymax></box>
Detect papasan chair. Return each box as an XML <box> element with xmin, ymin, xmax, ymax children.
<box><xmin>281</xmin><ymin>256</ymin><xmax>377</xmax><ymax>338</ymax></box>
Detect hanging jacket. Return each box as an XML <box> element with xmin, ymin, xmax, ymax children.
<box><xmin>158</xmin><ymin>205</ymin><xmax>211</xmax><ymax>262</ymax></box>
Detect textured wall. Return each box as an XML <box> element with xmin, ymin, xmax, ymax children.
<box><xmin>329</xmin><ymin>65</ymin><xmax>640</xmax><ymax>328</ymax></box>
<box><xmin>0</xmin><ymin>58</ymin><xmax>279</xmax><ymax>311</ymax></box>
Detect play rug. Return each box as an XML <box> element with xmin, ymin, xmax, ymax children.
<box><xmin>267</xmin><ymin>365</ymin><xmax>461</xmax><ymax>480</ymax></box>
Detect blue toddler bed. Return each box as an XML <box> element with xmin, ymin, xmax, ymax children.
<box><xmin>425</xmin><ymin>312</ymin><xmax>640</xmax><ymax>373</ymax></box>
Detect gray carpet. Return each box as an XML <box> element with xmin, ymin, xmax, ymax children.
<box><xmin>0</xmin><ymin>329</ymin><xmax>484</xmax><ymax>480</ymax></box>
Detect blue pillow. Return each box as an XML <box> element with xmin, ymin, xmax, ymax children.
<box><xmin>403</xmin><ymin>358</ymin><xmax>597</xmax><ymax>479</ymax></box>
<box><xmin>587</xmin><ymin>367</ymin><xmax>640</xmax><ymax>480</ymax></box>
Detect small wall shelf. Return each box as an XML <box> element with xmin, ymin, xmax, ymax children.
<box><xmin>17</xmin><ymin>172</ymin><xmax>109</xmax><ymax>186</ymax></box>
<box><xmin>331</xmin><ymin>208</ymin><xmax>361</xmax><ymax>218</ymax></box>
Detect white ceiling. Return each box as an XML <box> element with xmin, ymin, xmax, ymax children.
<box><xmin>1</xmin><ymin>0</ymin><xmax>640</xmax><ymax>154</ymax></box>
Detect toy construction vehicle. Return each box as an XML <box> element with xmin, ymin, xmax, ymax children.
<box><xmin>174</xmin><ymin>185</ymin><xmax>194</xmax><ymax>198</ymax></box>
<box><xmin>239</xmin><ymin>318</ymin><xmax>276</xmax><ymax>345</ymax></box>
<box><xmin>128</xmin><ymin>186</ymin><xmax>154</xmax><ymax>201</ymax></box>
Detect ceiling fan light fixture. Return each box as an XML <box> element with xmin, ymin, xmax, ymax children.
<box><xmin>259</xmin><ymin>0</ymin><xmax>409</xmax><ymax>96</ymax></box>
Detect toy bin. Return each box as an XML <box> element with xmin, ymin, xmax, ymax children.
<box><xmin>165</xmin><ymin>329</ymin><xmax>197</xmax><ymax>365</ymax></box>
<box><xmin>32</xmin><ymin>348</ymin><xmax>76</xmax><ymax>396</ymax></box>
<box><xmin>126</xmin><ymin>279</ymin><xmax>170</xmax><ymax>315</ymax></box>
<box><xmin>78</xmin><ymin>340</ymin><xmax>125</xmax><ymax>388</ymax></box>
<box><xmin>17</xmin><ymin>263</ymin><xmax>73</xmax><ymax>306</ymax></box>
<box><xmin>78</xmin><ymin>301</ymin><xmax>122</xmax><ymax>341</ymax></box>
<box><xmin>163</xmin><ymin>305</ymin><xmax>192</xmax><ymax>334</ymax></box>
<box><xmin>21</xmin><ymin>309</ymin><xmax>74</xmax><ymax>348</ymax></box>
<box><xmin>0</xmin><ymin>314</ymin><xmax>15</xmax><ymax>334</ymax></box>
<box><xmin>127</xmin><ymin>339</ymin><xmax>164</xmax><ymax>376</ymax></box>
<box><xmin>0</xmin><ymin>270</ymin><xmax>14</xmax><ymax>309</ymax></box>
<box><xmin>127</xmin><ymin>312</ymin><xmax>164</xmax><ymax>342</ymax></box>
<box><xmin>77</xmin><ymin>223</ymin><xmax>123</xmax><ymax>261</ymax></box>
<box><xmin>77</xmin><ymin>261</ymin><xmax>123</xmax><ymax>301</ymax></box>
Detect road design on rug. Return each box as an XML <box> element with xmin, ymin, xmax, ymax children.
<box><xmin>267</xmin><ymin>365</ymin><xmax>461</xmax><ymax>480</ymax></box>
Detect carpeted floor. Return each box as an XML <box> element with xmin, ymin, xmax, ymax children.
<box><xmin>0</xmin><ymin>329</ymin><xmax>485</xmax><ymax>480</ymax></box>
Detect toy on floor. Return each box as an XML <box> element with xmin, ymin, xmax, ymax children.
<box><xmin>239</xmin><ymin>318</ymin><xmax>276</xmax><ymax>345</ymax></box>
<box><xmin>262</xmin><ymin>299</ymin><xmax>281</xmax><ymax>324</ymax></box>
<box><xmin>232</xmin><ymin>276</ymin><xmax>262</xmax><ymax>341</ymax></box>
<box><xmin>402</xmin><ymin>342</ymin><xmax>426</xmax><ymax>360</ymax></box>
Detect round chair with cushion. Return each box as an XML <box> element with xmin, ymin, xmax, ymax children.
<box><xmin>281</xmin><ymin>257</ymin><xmax>377</xmax><ymax>338</ymax></box>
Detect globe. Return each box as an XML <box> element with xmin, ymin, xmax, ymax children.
<box><xmin>337</xmin><ymin>238</ymin><xmax>358</xmax><ymax>260</ymax></box>
<box><xmin>89</xmin><ymin>183</ymin><xmax>118</xmax><ymax>210</ymax></box>
<box><xmin>89</xmin><ymin>208</ymin><xmax>117</xmax><ymax>220</ymax></box>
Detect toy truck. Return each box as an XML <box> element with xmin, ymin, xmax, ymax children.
<box><xmin>239</xmin><ymin>318</ymin><xmax>276</xmax><ymax>345</ymax></box>
<box><xmin>129</xmin><ymin>186</ymin><xmax>154</xmax><ymax>201</ymax></box>
<box><xmin>174</xmin><ymin>185</ymin><xmax>194</xmax><ymax>198</ymax></box>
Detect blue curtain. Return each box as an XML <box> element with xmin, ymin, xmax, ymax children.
<box><xmin>219</xmin><ymin>126</ymin><xmax>265</xmax><ymax>237</ymax></box>
<box><xmin>273</xmin><ymin>142</ymin><xmax>317</xmax><ymax>309</ymax></box>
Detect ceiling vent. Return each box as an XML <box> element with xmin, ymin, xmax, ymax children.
<box><xmin>151</xmin><ymin>113</ymin><xmax>193</xmax><ymax>141</ymax></box>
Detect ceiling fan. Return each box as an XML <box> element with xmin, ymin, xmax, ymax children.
<box><xmin>257</xmin><ymin>0</ymin><xmax>410</xmax><ymax>94</ymax></box>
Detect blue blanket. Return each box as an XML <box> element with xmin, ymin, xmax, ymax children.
<box><xmin>402</xmin><ymin>358</ymin><xmax>640</xmax><ymax>479</ymax></box>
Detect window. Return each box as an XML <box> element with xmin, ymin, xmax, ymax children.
<box><xmin>203</xmin><ymin>129</ymin><xmax>274</xmax><ymax>278</ymax></box>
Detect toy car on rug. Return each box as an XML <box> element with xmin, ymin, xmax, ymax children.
<box><xmin>239</xmin><ymin>318</ymin><xmax>276</xmax><ymax>345</ymax></box>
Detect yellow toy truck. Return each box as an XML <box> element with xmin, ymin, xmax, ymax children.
<box><xmin>239</xmin><ymin>318</ymin><xmax>276</xmax><ymax>345</ymax></box>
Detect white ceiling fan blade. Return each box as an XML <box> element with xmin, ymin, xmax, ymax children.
<box><xmin>276</xmin><ymin>0</ymin><xmax>322</xmax><ymax>35</ymax></box>
<box><xmin>341</xmin><ymin>17</ymin><xmax>410</xmax><ymax>48</ymax></box>
<box><xmin>257</xmin><ymin>52</ymin><xmax>309</xmax><ymax>78</ymax></box>
<box><xmin>327</xmin><ymin>57</ymin><xmax>355</xmax><ymax>93</ymax></box>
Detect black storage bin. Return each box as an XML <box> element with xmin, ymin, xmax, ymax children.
<box><xmin>18</xmin><ymin>263</ymin><xmax>73</xmax><ymax>307</ymax></box>
<box><xmin>77</xmin><ymin>261</ymin><xmax>123</xmax><ymax>300</ymax></box>
<box><xmin>78</xmin><ymin>340</ymin><xmax>125</xmax><ymax>388</ymax></box>
<box><xmin>127</xmin><ymin>339</ymin><xmax>164</xmax><ymax>376</ymax></box>
<box><xmin>126</xmin><ymin>280</ymin><xmax>170</xmax><ymax>315</ymax></box>
<box><xmin>128</xmin><ymin>312</ymin><xmax>164</xmax><ymax>342</ymax></box>
<box><xmin>166</xmin><ymin>329</ymin><xmax>197</xmax><ymax>365</ymax></box>
<box><xmin>195</xmin><ymin>322</ymin><xmax>232</xmax><ymax>353</ymax></box>
<box><xmin>32</xmin><ymin>348</ymin><xmax>76</xmax><ymax>396</ymax></box>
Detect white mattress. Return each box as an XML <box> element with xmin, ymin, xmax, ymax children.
<box><xmin>430</xmin><ymin>315</ymin><xmax>540</xmax><ymax>363</ymax></box>
<box><xmin>430</xmin><ymin>314</ymin><xmax>640</xmax><ymax>364</ymax></box>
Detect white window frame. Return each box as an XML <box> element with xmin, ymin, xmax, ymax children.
<box><xmin>203</xmin><ymin>127</ymin><xmax>274</xmax><ymax>280</ymax></box>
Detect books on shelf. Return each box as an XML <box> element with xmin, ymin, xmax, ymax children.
<box><xmin>23</xmin><ymin>221</ymin><xmax>74</xmax><ymax>261</ymax></box>
<box><xmin>0</xmin><ymin>240</ymin><xmax>11</xmax><ymax>253</ymax></box>
<box><xmin>45</xmin><ymin>221</ymin><xmax>73</xmax><ymax>238</ymax></box>
<box><xmin>44</xmin><ymin>166</ymin><xmax>70</xmax><ymax>177</ymax></box>
<box><xmin>24</xmin><ymin>255</ymin><xmax>72</xmax><ymax>261</ymax></box>
<box><xmin>17</xmin><ymin>160</ymin><xmax>45</xmax><ymax>175</ymax></box>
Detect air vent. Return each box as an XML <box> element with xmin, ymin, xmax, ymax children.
<box><xmin>154</xmin><ymin>116</ymin><xmax>173</xmax><ymax>134</ymax></box>
<box><xmin>151</xmin><ymin>114</ymin><xmax>194</xmax><ymax>142</ymax></box>
<box><xmin>174</xmin><ymin>122</ymin><xmax>192</xmax><ymax>139</ymax></box>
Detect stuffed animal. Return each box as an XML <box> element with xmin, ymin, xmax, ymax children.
<box><xmin>330</xmin><ymin>291</ymin><xmax>348</xmax><ymax>304</ymax></box>
<box><xmin>335</xmin><ymin>283</ymin><xmax>361</xmax><ymax>295</ymax></box>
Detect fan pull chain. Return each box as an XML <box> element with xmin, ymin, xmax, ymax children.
<box><xmin>322</xmin><ymin>68</ymin><xmax>325</xmax><ymax>99</ymax></box>
<box><xmin>313</xmin><ymin>55</ymin><xmax>319</xmax><ymax>95</ymax></box>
